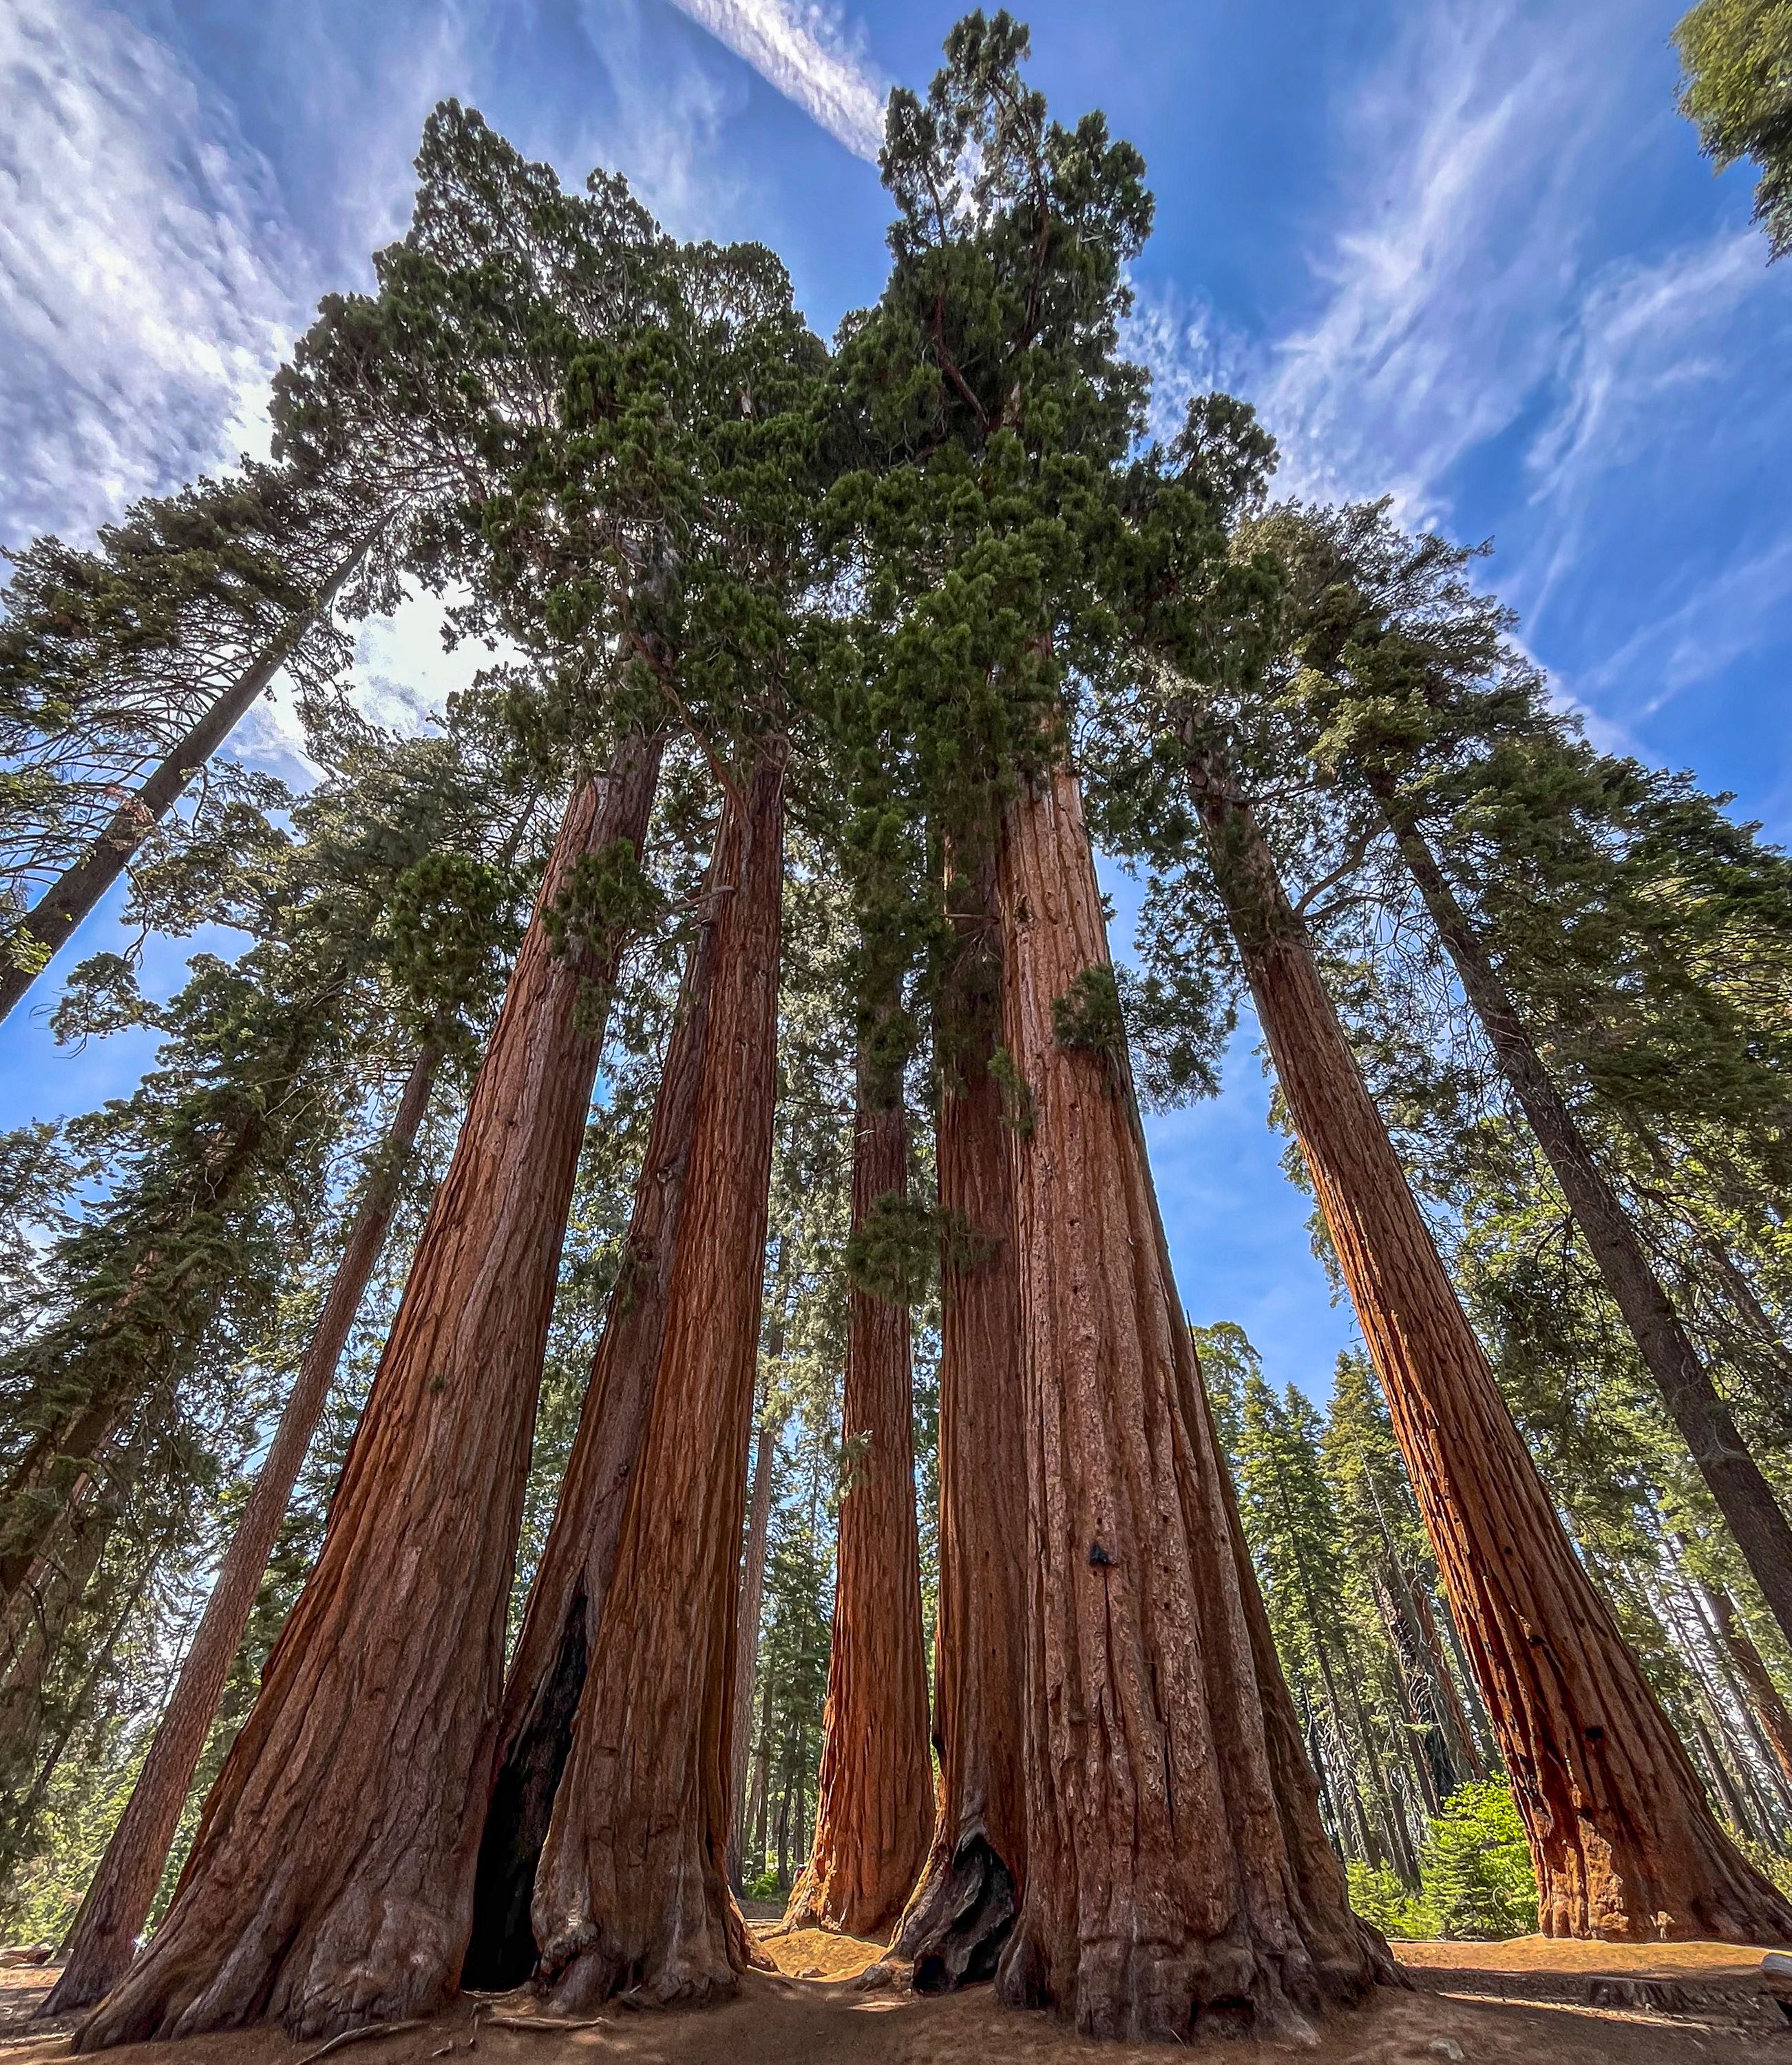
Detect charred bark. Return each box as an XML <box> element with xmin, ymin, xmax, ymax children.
<box><xmin>463</xmin><ymin>829</ymin><xmax>726</xmax><ymax>1989</ymax></box>
<box><xmin>46</xmin><ymin>1037</ymin><xmax>445</xmax><ymax>2017</ymax></box>
<box><xmin>786</xmin><ymin>1070</ymin><xmax>932</xmax><ymax>1938</ymax></box>
<box><xmin>529</xmin><ymin>746</ymin><xmax>786</xmax><ymax>2011</ymax></box>
<box><xmin>1188</xmin><ymin>743</ymin><xmax>1792</xmax><ymax>1945</ymax></box>
<box><xmin>77</xmin><ymin>741</ymin><xmax>662</xmax><ymax>2048</ymax></box>
<box><xmin>989</xmin><ymin>767</ymin><xmax>1386</xmax><ymax>2042</ymax></box>
<box><xmin>1377</xmin><ymin>783</ymin><xmax>1792</xmax><ymax>1653</ymax></box>
<box><xmin>897</xmin><ymin>854</ymin><xmax>1027</xmax><ymax>1991</ymax></box>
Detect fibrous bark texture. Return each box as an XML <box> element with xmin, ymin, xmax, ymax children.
<box><xmin>78</xmin><ymin>744</ymin><xmax>661</xmax><ymax>2048</ymax></box>
<box><xmin>46</xmin><ymin>1038</ymin><xmax>444</xmax><ymax>2018</ymax></box>
<box><xmin>897</xmin><ymin>856</ymin><xmax>1027</xmax><ymax>1990</ymax></box>
<box><xmin>991</xmin><ymin>767</ymin><xmax>1385</xmax><ymax>2042</ymax></box>
<box><xmin>463</xmin><ymin>821</ymin><xmax>725</xmax><ymax>1989</ymax></box>
<box><xmin>1378</xmin><ymin>783</ymin><xmax>1792</xmax><ymax>1655</ymax></box>
<box><xmin>786</xmin><ymin>1084</ymin><xmax>932</xmax><ymax>1938</ymax></box>
<box><xmin>1189</xmin><ymin>747</ymin><xmax>1792</xmax><ymax>1947</ymax></box>
<box><xmin>529</xmin><ymin>748</ymin><xmax>786</xmax><ymax>2012</ymax></box>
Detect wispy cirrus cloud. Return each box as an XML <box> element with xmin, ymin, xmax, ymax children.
<box><xmin>1128</xmin><ymin>0</ymin><xmax>1792</xmax><ymax>816</ymax></box>
<box><xmin>661</xmin><ymin>0</ymin><xmax>885</xmax><ymax>161</ymax></box>
<box><xmin>0</xmin><ymin>0</ymin><xmax>309</xmax><ymax>547</ymax></box>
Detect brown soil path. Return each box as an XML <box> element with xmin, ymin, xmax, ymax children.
<box><xmin>1</xmin><ymin>1932</ymin><xmax>1785</xmax><ymax>2065</ymax></box>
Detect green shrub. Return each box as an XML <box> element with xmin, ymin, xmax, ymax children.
<box><xmin>1417</xmin><ymin>1779</ymin><xmax>1538</xmax><ymax>1940</ymax></box>
<box><xmin>746</xmin><ymin>1869</ymin><xmax>783</xmax><ymax>1901</ymax></box>
<box><xmin>1347</xmin><ymin>1860</ymin><xmax>1424</xmax><ymax>1940</ymax></box>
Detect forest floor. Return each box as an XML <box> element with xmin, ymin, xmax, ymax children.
<box><xmin>0</xmin><ymin>1929</ymin><xmax>1786</xmax><ymax>2065</ymax></box>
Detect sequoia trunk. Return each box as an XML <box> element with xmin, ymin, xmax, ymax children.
<box><xmin>990</xmin><ymin>767</ymin><xmax>1385</xmax><ymax>2041</ymax></box>
<box><xmin>897</xmin><ymin>852</ymin><xmax>1028</xmax><ymax>1989</ymax></box>
<box><xmin>0</xmin><ymin>554</ymin><xmax>358</xmax><ymax>1026</ymax></box>
<box><xmin>78</xmin><ymin>741</ymin><xmax>662</xmax><ymax>2048</ymax></box>
<box><xmin>786</xmin><ymin>1068</ymin><xmax>932</xmax><ymax>1938</ymax></box>
<box><xmin>530</xmin><ymin>746</ymin><xmax>786</xmax><ymax>2011</ymax></box>
<box><xmin>1188</xmin><ymin>743</ymin><xmax>1792</xmax><ymax>1945</ymax></box>
<box><xmin>1378</xmin><ymin>783</ymin><xmax>1792</xmax><ymax>1653</ymax></box>
<box><xmin>463</xmin><ymin>820</ymin><xmax>726</xmax><ymax>1989</ymax></box>
<box><xmin>45</xmin><ymin>1036</ymin><xmax>445</xmax><ymax>2017</ymax></box>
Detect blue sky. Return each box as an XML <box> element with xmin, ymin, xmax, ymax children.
<box><xmin>3</xmin><ymin>0</ymin><xmax>1789</xmax><ymax>1396</ymax></box>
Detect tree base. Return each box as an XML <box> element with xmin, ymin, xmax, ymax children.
<box><xmin>895</xmin><ymin>1832</ymin><xmax>1016</xmax><ymax>1992</ymax></box>
<box><xmin>993</xmin><ymin>1913</ymin><xmax>1389</xmax><ymax>2046</ymax></box>
<box><xmin>74</xmin><ymin>1889</ymin><xmax>463</xmax><ymax>2047</ymax></box>
<box><xmin>533</xmin><ymin>1887</ymin><xmax>761</xmax><ymax>2013</ymax></box>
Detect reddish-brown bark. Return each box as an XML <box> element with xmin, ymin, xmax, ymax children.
<box><xmin>529</xmin><ymin>747</ymin><xmax>786</xmax><ymax>2011</ymax></box>
<box><xmin>77</xmin><ymin>743</ymin><xmax>662</xmax><ymax>2048</ymax></box>
<box><xmin>1374</xmin><ymin>781</ymin><xmax>1792</xmax><ymax>1655</ymax></box>
<box><xmin>45</xmin><ymin>1037</ymin><xmax>445</xmax><ymax>2018</ymax></box>
<box><xmin>463</xmin><ymin>816</ymin><xmax>726</xmax><ymax>1989</ymax></box>
<box><xmin>786</xmin><ymin>1083</ymin><xmax>933</xmax><ymax>1938</ymax></box>
<box><xmin>1187</xmin><ymin>745</ymin><xmax>1792</xmax><ymax>1947</ymax></box>
<box><xmin>896</xmin><ymin>858</ymin><xmax>1028</xmax><ymax>1989</ymax></box>
<box><xmin>990</xmin><ymin>768</ymin><xmax>1386</xmax><ymax>2042</ymax></box>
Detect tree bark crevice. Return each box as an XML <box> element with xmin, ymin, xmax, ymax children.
<box><xmin>76</xmin><ymin>738</ymin><xmax>661</xmax><ymax>2048</ymax></box>
<box><xmin>528</xmin><ymin>746</ymin><xmax>786</xmax><ymax>2013</ymax></box>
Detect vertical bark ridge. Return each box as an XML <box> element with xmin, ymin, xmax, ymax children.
<box><xmin>76</xmin><ymin>738</ymin><xmax>662</xmax><ymax>2049</ymax></box>
<box><xmin>529</xmin><ymin>745</ymin><xmax>786</xmax><ymax>2012</ymax></box>
<box><xmin>786</xmin><ymin>1081</ymin><xmax>933</xmax><ymax>1938</ymax></box>
<box><xmin>45</xmin><ymin>1036</ymin><xmax>445</xmax><ymax>2017</ymax></box>
<box><xmin>990</xmin><ymin>767</ymin><xmax>1384</xmax><ymax>2042</ymax></box>
<box><xmin>463</xmin><ymin>817</ymin><xmax>726</xmax><ymax>1989</ymax></box>
<box><xmin>1188</xmin><ymin>745</ymin><xmax>1792</xmax><ymax>1947</ymax></box>
<box><xmin>897</xmin><ymin>852</ymin><xmax>1028</xmax><ymax>1989</ymax></box>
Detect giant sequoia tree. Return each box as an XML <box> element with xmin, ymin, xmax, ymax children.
<box><xmin>1174</xmin><ymin>733</ymin><xmax>1792</xmax><ymax>1941</ymax></box>
<box><xmin>823</xmin><ymin>21</ymin><xmax>1388</xmax><ymax>2037</ymax></box>
<box><xmin>1263</xmin><ymin>501</ymin><xmax>1792</xmax><ymax>1653</ymax></box>
<box><xmin>10</xmin><ymin>5</ymin><xmax>1792</xmax><ymax>2038</ymax></box>
<box><xmin>896</xmin><ymin>851</ymin><xmax>1028</xmax><ymax>1988</ymax></box>
<box><xmin>784</xmin><ymin>1024</ymin><xmax>932</xmax><ymax>1938</ymax></box>
<box><xmin>78</xmin><ymin>740</ymin><xmax>656</xmax><ymax>2046</ymax></box>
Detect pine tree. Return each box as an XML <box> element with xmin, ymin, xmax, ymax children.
<box><xmin>0</xmin><ymin>466</ymin><xmax>366</xmax><ymax>1021</ymax></box>
<box><xmin>822</xmin><ymin>20</ymin><xmax>1384</xmax><ymax>2034</ymax></box>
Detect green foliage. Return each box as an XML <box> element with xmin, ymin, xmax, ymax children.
<box><xmin>388</xmin><ymin>849</ymin><xmax>514</xmax><ymax>1028</ymax></box>
<box><xmin>1349</xmin><ymin>1783</ymin><xmax>1538</xmax><ymax>1941</ymax></box>
<box><xmin>1051</xmin><ymin>962</ymin><xmax>1124</xmax><ymax>1062</ymax></box>
<box><xmin>1414</xmin><ymin>1781</ymin><xmax>1539</xmax><ymax>1941</ymax></box>
<box><xmin>1346</xmin><ymin>1861</ymin><xmax>1423</xmax><ymax>1940</ymax></box>
<box><xmin>1676</xmin><ymin>0</ymin><xmax>1792</xmax><ymax>260</ymax></box>
<box><xmin>988</xmin><ymin>1043</ymin><xmax>1036</xmax><ymax>1136</ymax></box>
<box><xmin>843</xmin><ymin>1187</ymin><xmax>938</xmax><ymax>1304</ymax></box>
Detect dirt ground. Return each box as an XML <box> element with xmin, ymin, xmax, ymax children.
<box><xmin>0</xmin><ymin>1931</ymin><xmax>1786</xmax><ymax>2065</ymax></box>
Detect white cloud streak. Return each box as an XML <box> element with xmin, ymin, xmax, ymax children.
<box><xmin>660</xmin><ymin>0</ymin><xmax>885</xmax><ymax>161</ymax></box>
<box><xmin>0</xmin><ymin>0</ymin><xmax>308</xmax><ymax>545</ymax></box>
